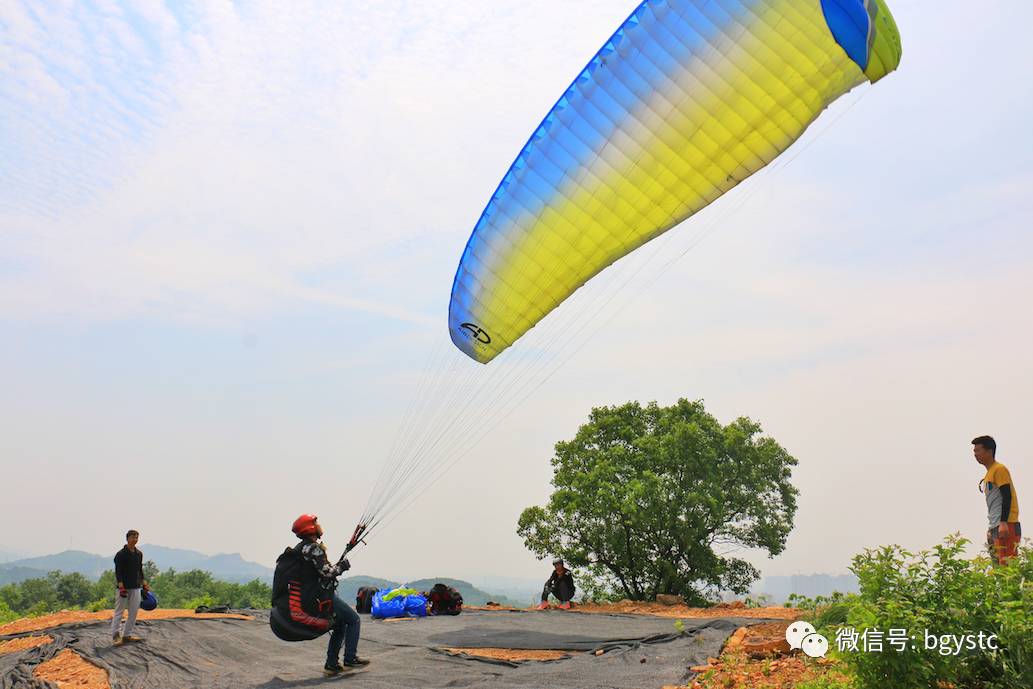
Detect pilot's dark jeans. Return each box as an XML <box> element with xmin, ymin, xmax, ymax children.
<box><xmin>326</xmin><ymin>595</ymin><xmax>361</xmax><ymax>666</ymax></box>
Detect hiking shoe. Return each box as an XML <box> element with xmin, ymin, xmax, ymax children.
<box><xmin>558</xmin><ymin>601</ymin><xmax>571</xmax><ymax>610</ymax></box>
<box><xmin>342</xmin><ymin>656</ymin><xmax>370</xmax><ymax>667</ymax></box>
<box><xmin>112</xmin><ymin>634</ymin><xmax>124</xmax><ymax>646</ymax></box>
<box><xmin>123</xmin><ymin>635</ymin><xmax>143</xmax><ymax>643</ymax></box>
<box><xmin>535</xmin><ymin>601</ymin><xmax>549</xmax><ymax>610</ymax></box>
<box><xmin>323</xmin><ymin>663</ymin><xmax>345</xmax><ymax>677</ymax></box>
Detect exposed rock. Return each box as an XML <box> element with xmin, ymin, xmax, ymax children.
<box><xmin>655</xmin><ymin>594</ymin><xmax>683</xmax><ymax>606</ymax></box>
<box><xmin>723</xmin><ymin>623</ymin><xmax>792</xmax><ymax>659</ymax></box>
<box><xmin>721</xmin><ymin>627</ymin><xmax>749</xmax><ymax>653</ymax></box>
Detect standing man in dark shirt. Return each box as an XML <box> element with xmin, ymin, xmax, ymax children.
<box><xmin>536</xmin><ymin>558</ymin><xmax>576</xmax><ymax>610</ymax></box>
<box><xmin>111</xmin><ymin>529</ymin><xmax>149</xmax><ymax>645</ymax></box>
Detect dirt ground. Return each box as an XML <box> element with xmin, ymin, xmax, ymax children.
<box><xmin>443</xmin><ymin>647</ymin><xmax>570</xmax><ymax>662</ymax></box>
<box><xmin>469</xmin><ymin>602</ymin><xmax>818</xmax><ymax>686</ymax></box>
<box><xmin>574</xmin><ymin>601</ymin><xmax>802</xmax><ymax>620</ymax></box>
<box><xmin>0</xmin><ymin>634</ymin><xmax>54</xmax><ymax>655</ymax></box>
<box><xmin>33</xmin><ymin>648</ymin><xmax>111</xmax><ymax>689</ymax></box>
<box><xmin>0</xmin><ymin>609</ymin><xmax>253</xmax><ymax>636</ymax></box>
<box><xmin>681</xmin><ymin>651</ymin><xmax>848</xmax><ymax>689</ymax></box>
<box><xmin>665</xmin><ymin>619</ymin><xmax>852</xmax><ymax>689</ymax></box>
<box><xmin>3</xmin><ymin>603</ymin><xmax>817</xmax><ymax>689</ymax></box>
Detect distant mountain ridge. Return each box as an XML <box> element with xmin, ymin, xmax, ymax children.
<box><xmin>4</xmin><ymin>550</ymin><xmax>110</xmax><ymax>579</ymax></box>
<box><xmin>0</xmin><ymin>566</ymin><xmax>52</xmax><ymax>586</ymax></box>
<box><xmin>754</xmin><ymin>574</ymin><xmax>859</xmax><ymax>604</ymax></box>
<box><xmin>335</xmin><ymin>576</ymin><xmax>519</xmax><ymax>608</ymax></box>
<box><xmin>0</xmin><ymin>547</ymin><xmax>275</xmax><ymax>585</ymax></box>
<box><xmin>0</xmin><ymin>549</ymin><xmax>31</xmax><ymax>564</ymax></box>
<box><xmin>2</xmin><ymin>547</ymin><xmax>852</xmax><ymax>606</ymax></box>
<box><xmin>0</xmin><ymin>549</ymin><xmax>519</xmax><ymax>606</ymax></box>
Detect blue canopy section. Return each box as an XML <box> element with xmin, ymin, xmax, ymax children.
<box><xmin>820</xmin><ymin>0</ymin><xmax>871</xmax><ymax>70</ymax></box>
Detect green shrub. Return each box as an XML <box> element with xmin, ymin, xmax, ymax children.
<box><xmin>0</xmin><ymin>566</ymin><xmax>272</xmax><ymax>620</ymax></box>
<box><xmin>796</xmin><ymin>676</ymin><xmax>856</xmax><ymax>689</ymax></box>
<box><xmin>839</xmin><ymin>535</ymin><xmax>1031</xmax><ymax>689</ymax></box>
<box><xmin>184</xmin><ymin>594</ymin><xmax>215</xmax><ymax>610</ymax></box>
<box><xmin>87</xmin><ymin>598</ymin><xmax>111</xmax><ymax>612</ymax></box>
<box><xmin>0</xmin><ymin>599</ymin><xmax>19</xmax><ymax>625</ymax></box>
<box><xmin>789</xmin><ymin>591</ymin><xmax>858</xmax><ymax>630</ymax></box>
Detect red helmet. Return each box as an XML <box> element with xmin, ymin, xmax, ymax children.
<box><xmin>292</xmin><ymin>514</ymin><xmax>319</xmax><ymax>538</ymax></box>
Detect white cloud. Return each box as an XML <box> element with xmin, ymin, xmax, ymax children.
<box><xmin>1</xmin><ymin>0</ymin><xmax>630</xmax><ymax>324</ymax></box>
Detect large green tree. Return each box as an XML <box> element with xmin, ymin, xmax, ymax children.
<box><xmin>517</xmin><ymin>399</ymin><xmax>798</xmax><ymax>605</ymax></box>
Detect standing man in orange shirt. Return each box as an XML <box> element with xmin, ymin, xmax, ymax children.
<box><xmin>973</xmin><ymin>436</ymin><xmax>1021</xmax><ymax>565</ymax></box>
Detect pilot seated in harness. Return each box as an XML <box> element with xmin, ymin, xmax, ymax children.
<box><xmin>274</xmin><ymin>514</ymin><xmax>371</xmax><ymax>677</ymax></box>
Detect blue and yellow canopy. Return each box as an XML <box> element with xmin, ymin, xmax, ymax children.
<box><xmin>449</xmin><ymin>0</ymin><xmax>901</xmax><ymax>363</ymax></box>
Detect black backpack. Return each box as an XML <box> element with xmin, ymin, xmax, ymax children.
<box><xmin>355</xmin><ymin>586</ymin><xmax>377</xmax><ymax>614</ymax></box>
<box><xmin>269</xmin><ymin>543</ymin><xmax>335</xmax><ymax>641</ymax></box>
<box><xmin>425</xmin><ymin>583</ymin><xmax>463</xmax><ymax>616</ymax></box>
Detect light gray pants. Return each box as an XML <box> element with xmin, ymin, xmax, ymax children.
<box><xmin>111</xmin><ymin>588</ymin><xmax>142</xmax><ymax>638</ymax></box>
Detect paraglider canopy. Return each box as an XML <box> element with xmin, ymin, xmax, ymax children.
<box><xmin>448</xmin><ymin>0</ymin><xmax>901</xmax><ymax>364</ymax></box>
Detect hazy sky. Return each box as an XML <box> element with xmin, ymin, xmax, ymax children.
<box><xmin>2</xmin><ymin>1</ymin><xmax>1030</xmax><ymax>585</ymax></box>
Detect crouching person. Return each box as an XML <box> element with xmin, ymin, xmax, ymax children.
<box><xmin>536</xmin><ymin>558</ymin><xmax>575</xmax><ymax>610</ymax></box>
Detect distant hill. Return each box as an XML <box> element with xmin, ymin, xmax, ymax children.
<box><xmin>165</xmin><ymin>551</ymin><xmax>273</xmax><ymax>583</ymax></box>
<box><xmin>3</xmin><ymin>550</ymin><xmax>110</xmax><ymax>579</ymax></box>
<box><xmin>467</xmin><ymin>575</ymin><xmax>544</xmax><ymax>606</ymax></box>
<box><xmin>0</xmin><ymin>550</ymin><xmax>522</xmax><ymax>606</ymax></box>
<box><xmin>754</xmin><ymin>574</ymin><xmax>859</xmax><ymax>604</ymax></box>
<box><xmin>0</xmin><ymin>566</ymin><xmax>49</xmax><ymax>586</ymax></box>
<box><xmin>0</xmin><ymin>549</ymin><xmax>32</xmax><ymax>564</ymax></box>
<box><xmin>405</xmin><ymin>578</ymin><xmax>519</xmax><ymax>607</ymax></box>
<box><xmin>337</xmin><ymin>575</ymin><xmax>400</xmax><ymax>604</ymax></box>
<box><xmin>144</xmin><ymin>545</ymin><xmax>216</xmax><ymax>569</ymax></box>
<box><xmin>0</xmin><ymin>547</ymin><xmax>275</xmax><ymax>585</ymax></box>
<box><xmin>141</xmin><ymin>546</ymin><xmax>275</xmax><ymax>582</ymax></box>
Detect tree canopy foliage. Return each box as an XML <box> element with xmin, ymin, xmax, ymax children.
<box><xmin>517</xmin><ymin>398</ymin><xmax>798</xmax><ymax>605</ymax></box>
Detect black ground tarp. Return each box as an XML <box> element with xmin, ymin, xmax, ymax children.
<box><xmin>1</xmin><ymin>609</ymin><xmax>782</xmax><ymax>688</ymax></box>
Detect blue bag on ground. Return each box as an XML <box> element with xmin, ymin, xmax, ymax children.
<box><xmin>371</xmin><ymin>589</ymin><xmax>404</xmax><ymax>619</ymax></box>
<box><xmin>403</xmin><ymin>593</ymin><xmax>428</xmax><ymax>617</ymax></box>
<box><xmin>371</xmin><ymin>588</ymin><xmax>428</xmax><ymax>619</ymax></box>
<box><xmin>140</xmin><ymin>590</ymin><xmax>159</xmax><ymax>611</ymax></box>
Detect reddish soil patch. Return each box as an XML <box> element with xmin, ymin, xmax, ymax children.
<box><xmin>0</xmin><ymin>609</ymin><xmax>253</xmax><ymax>636</ymax></box>
<box><xmin>683</xmin><ymin>653</ymin><xmax>847</xmax><ymax>689</ymax></box>
<box><xmin>667</xmin><ymin>620</ymin><xmax>849</xmax><ymax>689</ymax></box>
<box><xmin>33</xmin><ymin>648</ymin><xmax>111</xmax><ymax>689</ymax></box>
<box><xmin>444</xmin><ymin>647</ymin><xmax>569</xmax><ymax>662</ymax></box>
<box><xmin>574</xmin><ymin>601</ymin><xmax>801</xmax><ymax>620</ymax></box>
<box><xmin>0</xmin><ymin>634</ymin><xmax>54</xmax><ymax>655</ymax></box>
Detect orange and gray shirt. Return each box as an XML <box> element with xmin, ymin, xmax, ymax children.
<box><xmin>983</xmin><ymin>461</ymin><xmax>1020</xmax><ymax>528</ymax></box>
